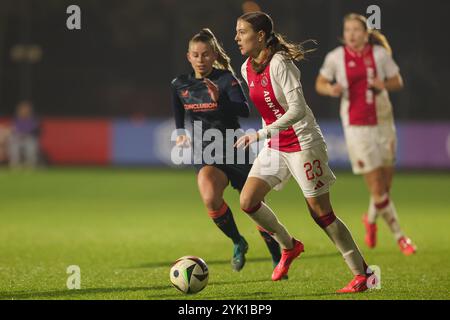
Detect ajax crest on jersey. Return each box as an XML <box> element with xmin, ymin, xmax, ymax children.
<box><xmin>170</xmin><ymin>256</ymin><xmax>209</xmax><ymax>294</ymax></box>
<box><xmin>261</xmin><ymin>75</ymin><xmax>268</xmax><ymax>87</ymax></box>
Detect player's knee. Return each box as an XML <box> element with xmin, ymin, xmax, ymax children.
<box><xmin>206</xmin><ymin>199</ymin><xmax>223</xmax><ymax>212</ymax></box>
<box><xmin>305</xmin><ymin>195</ymin><xmax>332</xmax><ymax>217</ymax></box>
<box><xmin>370</xmin><ymin>175</ymin><xmax>388</xmax><ymax>198</ymax></box>
<box><xmin>239</xmin><ymin>192</ymin><xmax>260</xmax><ymax>213</ymax></box>
<box><xmin>372</xmin><ymin>186</ymin><xmax>388</xmax><ymax>202</ymax></box>
<box><xmin>307</xmin><ymin>204</ymin><xmax>327</xmax><ymax>219</ymax></box>
<box><xmin>313</xmin><ymin>211</ymin><xmax>337</xmax><ymax>229</ymax></box>
<box><xmin>200</xmin><ymin>191</ymin><xmax>223</xmax><ymax>212</ymax></box>
<box><xmin>239</xmin><ymin>193</ymin><xmax>252</xmax><ymax>211</ymax></box>
<box><xmin>307</xmin><ymin>204</ymin><xmax>337</xmax><ymax>229</ymax></box>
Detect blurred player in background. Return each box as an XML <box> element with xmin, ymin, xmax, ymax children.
<box><xmin>8</xmin><ymin>100</ymin><xmax>41</xmax><ymax>169</ymax></box>
<box><xmin>171</xmin><ymin>28</ymin><xmax>283</xmax><ymax>272</ymax></box>
<box><xmin>234</xmin><ymin>11</ymin><xmax>374</xmax><ymax>292</ymax></box>
<box><xmin>0</xmin><ymin>124</ymin><xmax>10</xmax><ymax>164</ymax></box>
<box><xmin>315</xmin><ymin>13</ymin><xmax>416</xmax><ymax>255</ymax></box>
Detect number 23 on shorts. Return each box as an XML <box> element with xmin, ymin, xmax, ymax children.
<box><xmin>304</xmin><ymin>160</ymin><xmax>323</xmax><ymax>181</ymax></box>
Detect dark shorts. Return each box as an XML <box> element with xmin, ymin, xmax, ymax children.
<box><xmin>194</xmin><ymin>162</ymin><xmax>252</xmax><ymax>191</ymax></box>
<box><xmin>192</xmin><ymin>139</ymin><xmax>255</xmax><ymax>191</ymax></box>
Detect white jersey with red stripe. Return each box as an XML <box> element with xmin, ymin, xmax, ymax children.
<box><xmin>241</xmin><ymin>52</ymin><xmax>325</xmax><ymax>152</ymax></box>
<box><xmin>320</xmin><ymin>44</ymin><xmax>400</xmax><ymax>127</ymax></box>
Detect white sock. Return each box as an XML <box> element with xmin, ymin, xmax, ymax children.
<box><xmin>378</xmin><ymin>198</ymin><xmax>404</xmax><ymax>240</ymax></box>
<box><xmin>373</xmin><ymin>194</ymin><xmax>404</xmax><ymax>240</ymax></box>
<box><xmin>367</xmin><ymin>197</ymin><xmax>378</xmax><ymax>224</ymax></box>
<box><xmin>244</xmin><ymin>202</ymin><xmax>294</xmax><ymax>249</ymax></box>
<box><xmin>320</xmin><ymin>215</ymin><xmax>367</xmax><ymax>276</ymax></box>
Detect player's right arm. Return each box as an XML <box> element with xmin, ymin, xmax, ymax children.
<box><xmin>316</xmin><ymin>75</ymin><xmax>343</xmax><ymax>97</ymax></box>
<box><xmin>171</xmin><ymin>80</ymin><xmax>190</xmax><ymax>147</ymax></box>
<box><xmin>315</xmin><ymin>51</ymin><xmax>343</xmax><ymax>98</ymax></box>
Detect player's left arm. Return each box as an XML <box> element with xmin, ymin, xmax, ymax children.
<box><xmin>235</xmin><ymin>60</ymin><xmax>309</xmax><ymax>149</ymax></box>
<box><xmin>371</xmin><ymin>74</ymin><xmax>404</xmax><ymax>92</ymax></box>
<box><xmin>371</xmin><ymin>48</ymin><xmax>404</xmax><ymax>92</ymax></box>
<box><xmin>257</xmin><ymin>59</ymin><xmax>307</xmax><ymax>140</ymax></box>
<box><xmin>385</xmin><ymin>74</ymin><xmax>404</xmax><ymax>91</ymax></box>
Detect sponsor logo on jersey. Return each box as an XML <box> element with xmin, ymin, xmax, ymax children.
<box><xmin>263</xmin><ymin>90</ymin><xmax>283</xmax><ymax>119</ymax></box>
<box><xmin>348</xmin><ymin>60</ymin><xmax>356</xmax><ymax>68</ymax></box>
<box><xmin>181</xmin><ymin>90</ymin><xmax>189</xmax><ymax>98</ymax></box>
<box><xmin>250</xmin><ymin>81</ymin><xmax>255</xmax><ymax>87</ymax></box>
<box><xmin>184</xmin><ymin>103</ymin><xmax>218</xmax><ymax>112</ymax></box>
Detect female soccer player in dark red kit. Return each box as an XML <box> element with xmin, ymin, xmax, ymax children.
<box><xmin>171</xmin><ymin>28</ymin><xmax>283</xmax><ymax>272</ymax></box>
<box><xmin>316</xmin><ymin>13</ymin><xmax>416</xmax><ymax>255</ymax></box>
<box><xmin>234</xmin><ymin>12</ymin><xmax>374</xmax><ymax>292</ymax></box>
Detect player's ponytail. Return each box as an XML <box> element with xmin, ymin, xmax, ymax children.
<box><xmin>368</xmin><ymin>30</ymin><xmax>392</xmax><ymax>56</ymax></box>
<box><xmin>190</xmin><ymin>28</ymin><xmax>236</xmax><ymax>75</ymax></box>
<box><xmin>238</xmin><ymin>11</ymin><xmax>316</xmax><ymax>73</ymax></box>
<box><xmin>268</xmin><ymin>32</ymin><xmax>317</xmax><ymax>62</ymax></box>
<box><xmin>343</xmin><ymin>13</ymin><xmax>392</xmax><ymax>55</ymax></box>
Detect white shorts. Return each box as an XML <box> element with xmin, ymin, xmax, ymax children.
<box><xmin>344</xmin><ymin>123</ymin><xmax>397</xmax><ymax>175</ymax></box>
<box><xmin>248</xmin><ymin>143</ymin><xmax>336</xmax><ymax>198</ymax></box>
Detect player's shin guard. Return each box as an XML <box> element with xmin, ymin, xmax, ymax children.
<box><xmin>242</xmin><ymin>202</ymin><xmax>294</xmax><ymax>249</ymax></box>
<box><xmin>257</xmin><ymin>225</ymin><xmax>282</xmax><ymax>264</ymax></box>
<box><xmin>209</xmin><ymin>201</ymin><xmax>241</xmax><ymax>244</ymax></box>
<box><xmin>313</xmin><ymin>211</ymin><xmax>367</xmax><ymax>276</ymax></box>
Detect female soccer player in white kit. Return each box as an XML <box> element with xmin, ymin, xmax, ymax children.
<box><xmin>234</xmin><ymin>11</ymin><xmax>375</xmax><ymax>293</ymax></box>
<box><xmin>316</xmin><ymin>13</ymin><xmax>416</xmax><ymax>256</ymax></box>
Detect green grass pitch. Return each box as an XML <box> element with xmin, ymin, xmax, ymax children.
<box><xmin>0</xmin><ymin>168</ymin><xmax>449</xmax><ymax>300</ymax></box>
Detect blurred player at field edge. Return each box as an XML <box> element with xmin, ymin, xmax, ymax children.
<box><xmin>8</xmin><ymin>101</ymin><xmax>40</xmax><ymax>169</ymax></box>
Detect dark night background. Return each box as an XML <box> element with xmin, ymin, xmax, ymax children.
<box><xmin>0</xmin><ymin>0</ymin><xmax>448</xmax><ymax>120</ymax></box>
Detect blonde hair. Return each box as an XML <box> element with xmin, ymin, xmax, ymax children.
<box><xmin>189</xmin><ymin>28</ymin><xmax>235</xmax><ymax>75</ymax></box>
<box><xmin>344</xmin><ymin>13</ymin><xmax>392</xmax><ymax>55</ymax></box>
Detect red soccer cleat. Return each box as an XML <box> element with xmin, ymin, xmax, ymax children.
<box><xmin>336</xmin><ymin>274</ymin><xmax>376</xmax><ymax>293</ymax></box>
<box><xmin>398</xmin><ymin>236</ymin><xmax>417</xmax><ymax>256</ymax></box>
<box><xmin>362</xmin><ymin>214</ymin><xmax>377</xmax><ymax>248</ymax></box>
<box><xmin>271</xmin><ymin>239</ymin><xmax>304</xmax><ymax>281</ymax></box>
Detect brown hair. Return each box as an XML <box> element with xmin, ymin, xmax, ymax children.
<box><xmin>238</xmin><ymin>11</ymin><xmax>316</xmax><ymax>73</ymax></box>
<box><xmin>343</xmin><ymin>13</ymin><xmax>392</xmax><ymax>55</ymax></box>
<box><xmin>189</xmin><ymin>28</ymin><xmax>235</xmax><ymax>75</ymax></box>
